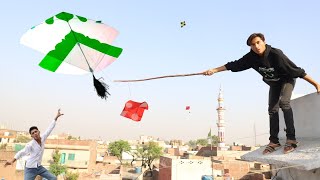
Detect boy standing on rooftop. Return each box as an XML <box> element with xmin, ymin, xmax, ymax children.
<box><xmin>203</xmin><ymin>33</ymin><xmax>320</xmax><ymax>154</ymax></box>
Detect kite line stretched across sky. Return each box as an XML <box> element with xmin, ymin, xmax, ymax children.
<box><xmin>114</xmin><ymin>72</ymin><xmax>204</xmax><ymax>82</ymax></box>
<box><xmin>21</xmin><ymin>11</ymin><xmax>123</xmax><ymax>99</ymax></box>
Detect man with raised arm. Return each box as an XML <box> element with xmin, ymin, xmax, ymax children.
<box><xmin>4</xmin><ymin>109</ymin><xmax>64</xmax><ymax>180</ymax></box>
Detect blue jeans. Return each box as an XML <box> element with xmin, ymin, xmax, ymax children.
<box><xmin>24</xmin><ymin>166</ymin><xmax>57</xmax><ymax>180</ymax></box>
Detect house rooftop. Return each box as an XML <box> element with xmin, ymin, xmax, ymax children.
<box><xmin>241</xmin><ymin>138</ymin><xmax>320</xmax><ymax>170</ymax></box>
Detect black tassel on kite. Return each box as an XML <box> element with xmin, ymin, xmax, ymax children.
<box><xmin>93</xmin><ymin>75</ymin><xmax>110</xmax><ymax>99</ymax></box>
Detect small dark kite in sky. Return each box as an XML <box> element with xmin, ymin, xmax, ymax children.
<box><xmin>180</xmin><ymin>21</ymin><xmax>186</xmax><ymax>28</ymax></box>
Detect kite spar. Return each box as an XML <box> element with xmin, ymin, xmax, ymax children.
<box><xmin>114</xmin><ymin>72</ymin><xmax>204</xmax><ymax>82</ymax></box>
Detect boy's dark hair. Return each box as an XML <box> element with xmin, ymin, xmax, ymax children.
<box><xmin>29</xmin><ymin>126</ymin><xmax>38</xmax><ymax>134</ymax></box>
<box><xmin>246</xmin><ymin>33</ymin><xmax>265</xmax><ymax>46</ymax></box>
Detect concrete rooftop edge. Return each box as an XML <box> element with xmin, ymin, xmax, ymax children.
<box><xmin>240</xmin><ymin>138</ymin><xmax>320</xmax><ymax>170</ymax></box>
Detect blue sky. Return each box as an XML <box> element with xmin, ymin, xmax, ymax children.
<box><xmin>1</xmin><ymin>1</ymin><xmax>319</xmax><ymax>146</ymax></box>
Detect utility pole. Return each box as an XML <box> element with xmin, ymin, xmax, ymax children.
<box><xmin>254</xmin><ymin>121</ymin><xmax>257</xmax><ymax>147</ymax></box>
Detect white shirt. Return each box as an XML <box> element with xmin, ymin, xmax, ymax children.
<box><xmin>14</xmin><ymin>120</ymin><xmax>56</xmax><ymax>168</ymax></box>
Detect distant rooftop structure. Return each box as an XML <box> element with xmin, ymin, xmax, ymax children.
<box><xmin>216</xmin><ymin>86</ymin><xmax>228</xmax><ymax>151</ymax></box>
<box><xmin>0</xmin><ymin>123</ymin><xmax>10</xmax><ymax>130</ymax></box>
<box><xmin>139</xmin><ymin>135</ymin><xmax>154</xmax><ymax>144</ymax></box>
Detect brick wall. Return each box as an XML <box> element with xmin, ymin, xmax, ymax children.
<box><xmin>212</xmin><ymin>160</ymin><xmax>250</xmax><ymax>179</ymax></box>
<box><xmin>158</xmin><ymin>157</ymin><xmax>172</xmax><ymax>180</ymax></box>
<box><xmin>46</xmin><ymin>139</ymin><xmax>92</xmax><ymax>146</ymax></box>
<box><xmin>0</xmin><ymin>150</ymin><xmax>24</xmax><ymax>179</ymax></box>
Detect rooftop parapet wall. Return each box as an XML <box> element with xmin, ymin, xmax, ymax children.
<box><xmin>241</xmin><ymin>92</ymin><xmax>320</xmax><ymax>171</ymax></box>
<box><xmin>279</xmin><ymin>92</ymin><xmax>320</xmax><ymax>139</ymax></box>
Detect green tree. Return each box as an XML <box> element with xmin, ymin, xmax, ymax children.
<box><xmin>65</xmin><ymin>171</ymin><xmax>79</xmax><ymax>180</ymax></box>
<box><xmin>135</xmin><ymin>146</ymin><xmax>147</xmax><ymax>168</ymax></box>
<box><xmin>128</xmin><ymin>150</ymin><xmax>140</xmax><ymax>166</ymax></box>
<box><xmin>108</xmin><ymin>140</ymin><xmax>131</xmax><ymax>165</ymax></box>
<box><xmin>139</xmin><ymin>142</ymin><xmax>163</xmax><ymax>171</ymax></box>
<box><xmin>14</xmin><ymin>136</ymin><xmax>31</xmax><ymax>143</ymax></box>
<box><xmin>208</xmin><ymin>135</ymin><xmax>219</xmax><ymax>146</ymax></box>
<box><xmin>187</xmin><ymin>140</ymin><xmax>197</xmax><ymax>150</ymax></box>
<box><xmin>49</xmin><ymin>149</ymin><xmax>67</xmax><ymax>176</ymax></box>
<box><xmin>0</xmin><ymin>143</ymin><xmax>7</xmax><ymax>150</ymax></box>
<box><xmin>196</xmin><ymin>139</ymin><xmax>208</xmax><ymax>146</ymax></box>
<box><xmin>67</xmin><ymin>135</ymin><xmax>80</xmax><ymax>140</ymax></box>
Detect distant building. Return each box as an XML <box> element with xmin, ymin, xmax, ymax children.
<box><xmin>48</xmin><ymin>132</ymin><xmax>70</xmax><ymax>140</ymax></box>
<box><xmin>16</xmin><ymin>131</ymin><xmax>29</xmax><ymax>137</ymax></box>
<box><xmin>158</xmin><ymin>154</ymin><xmax>251</xmax><ymax>180</ymax></box>
<box><xmin>169</xmin><ymin>139</ymin><xmax>183</xmax><ymax>146</ymax></box>
<box><xmin>1</xmin><ymin>138</ymin><xmax>123</xmax><ymax>179</ymax></box>
<box><xmin>166</xmin><ymin>148</ymin><xmax>182</xmax><ymax>156</ymax></box>
<box><xmin>40</xmin><ymin>139</ymin><xmax>95</xmax><ymax>170</ymax></box>
<box><xmin>216</xmin><ymin>86</ymin><xmax>229</xmax><ymax>151</ymax></box>
<box><xmin>139</xmin><ymin>135</ymin><xmax>154</xmax><ymax>144</ymax></box>
<box><xmin>0</xmin><ymin>129</ymin><xmax>16</xmax><ymax>144</ymax></box>
<box><xmin>159</xmin><ymin>156</ymin><xmax>213</xmax><ymax>180</ymax></box>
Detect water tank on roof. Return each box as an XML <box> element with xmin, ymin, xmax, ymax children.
<box><xmin>202</xmin><ymin>175</ymin><xmax>213</xmax><ymax>180</ymax></box>
<box><xmin>135</xmin><ymin>167</ymin><xmax>142</xmax><ymax>174</ymax></box>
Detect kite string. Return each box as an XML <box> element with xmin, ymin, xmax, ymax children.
<box><xmin>113</xmin><ymin>72</ymin><xmax>204</xmax><ymax>82</ymax></box>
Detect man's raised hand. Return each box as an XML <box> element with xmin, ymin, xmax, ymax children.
<box><xmin>55</xmin><ymin>109</ymin><xmax>64</xmax><ymax>121</ymax></box>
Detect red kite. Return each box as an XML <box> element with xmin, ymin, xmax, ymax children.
<box><xmin>121</xmin><ymin>100</ymin><xmax>148</xmax><ymax>121</ymax></box>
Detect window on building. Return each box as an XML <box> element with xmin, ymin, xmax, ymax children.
<box><xmin>60</xmin><ymin>153</ymin><xmax>66</xmax><ymax>164</ymax></box>
<box><xmin>14</xmin><ymin>144</ymin><xmax>25</xmax><ymax>152</ymax></box>
<box><xmin>68</xmin><ymin>153</ymin><xmax>75</xmax><ymax>161</ymax></box>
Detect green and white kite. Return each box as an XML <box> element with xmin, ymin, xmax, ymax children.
<box><xmin>21</xmin><ymin>11</ymin><xmax>123</xmax><ymax>99</ymax></box>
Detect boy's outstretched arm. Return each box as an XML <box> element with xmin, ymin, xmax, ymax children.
<box><xmin>303</xmin><ymin>75</ymin><xmax>320</xmax><ymax>93</ymax></box>
<box><xmin>4</xmin><ymin>158</ymin><xmax>16</xmax><ymax>167</ymax></box>
<box><xmin>4</xmin><ymin>144</ymin><xmax>31</xmax><ymax>167</ymax></box>
<box><xmin>203</xmin><ymin>65</ymin><xmax>227</xmax><ymax>76</ymax></box>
